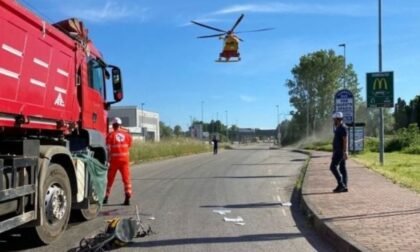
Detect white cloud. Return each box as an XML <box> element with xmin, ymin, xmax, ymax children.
<box><xmin>212</xmin><ymin>3</ymin><xmax>371</xmax><ymax>17</ymax></box>
<box><xmin>240</xmin><ymin>94</ymin><xmax>257</xmax><ymax>102</ymax></box>
<box><xmin>63</xmin><ymin>1</ymin><xmax>148</xmax><ymax>23</ymax></box>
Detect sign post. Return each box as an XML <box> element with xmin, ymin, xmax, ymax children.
<box><xmin>334</xmin><ymin>89</ymin><xmax>355</xmax><ymax>153</ymax></box>
<box><xmin>366</xmin><ymin>71</ymin><xmax>394</xmax><ymax>165</ymax></box>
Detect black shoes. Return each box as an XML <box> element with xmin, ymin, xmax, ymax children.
<box><xmin>333</xmin><ymin>185</ymin><xmax>348</xmax><ymax>193</ymax></box>
<box><xmin>123</xmin><ymin>194</ymin><xmax>131</xmax><ymax>206</ymax></box>
<box><xmin>103</xmin><ymin>195</ymin><xmax>131</xmax><ymax>205</ymax></box>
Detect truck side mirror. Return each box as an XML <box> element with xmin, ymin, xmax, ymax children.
<box><xmin>111</xmin><ymin>67</ymin><xmax>123</xmax><ymax>102</ymax></box>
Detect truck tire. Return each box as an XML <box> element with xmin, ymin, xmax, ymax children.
<box><xmin>34</xmin><ymin>163</ymin><xmax>72</xmax><ymax>244</ymax></box>
<box><xmin>78</xmin><ymin>200</ymin><xmax>100</xmax><ymax>220</ymax></box>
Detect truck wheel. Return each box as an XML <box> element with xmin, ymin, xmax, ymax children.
<box><xmin>34</xmin><ymin>163</ymin><xmax>72</xmax><ymax>244</ymax></box>
<box><xmin>79</xmin><ymin>200</ymin><xmax>100</xmax><ymax>220</ymax></box>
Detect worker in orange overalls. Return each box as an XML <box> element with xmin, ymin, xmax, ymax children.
<box><xmin>103</xmin><ymin>117</ymin><xmax>133</xmax><ymax>205</ymax></box>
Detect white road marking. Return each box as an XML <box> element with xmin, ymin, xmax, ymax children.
<box><xmin>276</xmin><ymin>195</ymin><xmax>287</xmax><ymax>216</ymax></box>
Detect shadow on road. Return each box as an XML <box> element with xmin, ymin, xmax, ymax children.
<box><xmin>212</xmin><ymin>175</ymin><xmax>291</xmax><ymax>179</ymax></box>
<box><xmin>231</xmin><ymin>163</ymin><xmax>295</xmax><ymax>166</ymax></box>
<box><xmin>0</xmin><ymin>230</ymin><xmax>45</xmax><ymax>251</ymax></box>
<box><xmin>129</xmin><ymin>232</ymin><xmax>303</xmax><ymax>248</ymax></box>
<box><xmin>132</xmin><ymin>175</ymin><xmax>291</xmax><ymax>181</ymax></box>
<box><xmin>290</xmin><ymin>187</ymin><xmax>334</xmax><ymax>251</ymax></box>
<box><xmin>201</xmin><ymin>202</ymin><xmax>282</xmax><ymax>209</ymax></box>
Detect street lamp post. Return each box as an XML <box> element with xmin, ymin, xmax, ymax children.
<box><xmin>225</xmin><ymin>110</ymin><xmax>228</xmax><ymax>142</ymax></box>
<box><xmin>378</xmin><ymin>0</ymin><xmax>384</xmax><ymax>165</ymax></box>
<box><xmin>201</xmin><ymin>101</ymin><xmax>204</xmax><ymax>123</ymax></box>
<box><xmin>141</xmin><ymin>102</ymin><xmax>145</xmax><ymax>137</ymax></box>
<box><xmin>276</xmin><ymin>105</ymin><xmax>280</xmax><ymax>145</ymax></box>
<box><xmin>339</xmin><ymin>43</ymin><xmax>346</xmax><ymax>89</ymax></box>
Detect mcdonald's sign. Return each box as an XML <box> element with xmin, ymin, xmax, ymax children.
<box><xmin>366</xmin><ymin>71</ymin><xmax>394</xmax><ymax>108</ymax></box>
<box><xmin>373</xmin><ymin>78</ymin><xmax>388</xmax><ymax>90</ymax></box>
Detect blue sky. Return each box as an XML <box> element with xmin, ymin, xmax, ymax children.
<box><xmin>20</xmin><ymin>0</ymin><xmax>420</xmax><ymax>130</ymax></box>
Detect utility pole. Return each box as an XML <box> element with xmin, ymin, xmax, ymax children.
<box><xmin>378</xmin><ymin>0</ymin><xmax>384</xmax><ymax>165</ymax></box>
<box><xmin>201</xmin><ymin>101</ymin><xmax>204</xmax><ymax>123</ymax></box>
<box><xmin>339</xmin><ymin>43</ymin><xmax>346</xmax><ymax>89</ymax></box>
<box><xmin>225</xmin><ymin>110</ymin><xmax>228</xmax><ymax>142</ymax></box>
<box><xmin>141</xmin><ymin>102</ymin><xmax>145</xmax><ymax>135</ymax></box>
<box><xmin>276</xmin><ymin>105</ymin><xmax>280</xmax><ymax>145</ymax></box>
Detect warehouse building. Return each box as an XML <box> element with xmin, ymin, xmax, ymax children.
<box><xmin>108</xmin><ymin>106</ymin><xmax>160</xmax><ymax>142</ymax></box>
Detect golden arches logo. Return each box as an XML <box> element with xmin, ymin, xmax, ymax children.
<box><xmin>373</xmin><ymin>78</ymin><xmax>388</xmax><ymax>90</ymax></box>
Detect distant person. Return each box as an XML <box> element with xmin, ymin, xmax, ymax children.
<box><xmin>103</xmin><ymin>117</ymin><xmax>133</xmax><ymax>205</ymax></box>
<box><xmin>212</xmin><ymin>135</ymin><xmax>218</xmax><ymax>155</ymax></box>
<box><xmin>330</xmin><ymin>112</ymin><xmax>348</xmax><ymax>193</ymax></box>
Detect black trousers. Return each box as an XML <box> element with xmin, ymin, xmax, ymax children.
<box><xmin>330</xmin><ymin>153</ymin><xmax>347</xmax><ymax>187</ymax></box>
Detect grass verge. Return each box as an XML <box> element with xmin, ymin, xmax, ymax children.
<box><xmin>130</xmin><ymin>138</ymin><xmax>211</xmax><ymax>164</ymax></box>
<box><xmin>353</xmin><ymin>152</ymin><xmax>420</xmax><ymax>192</ymax></box>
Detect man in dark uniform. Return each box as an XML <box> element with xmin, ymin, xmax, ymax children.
<box><xmin>212</xmin><ymin>135</ymin><xmax>218</xmax><ymax>155</ymax></box>
<box><xmin>330</xmin><ymin>112</ymin><xmax>348</xmax><ymax>193</ymax></box>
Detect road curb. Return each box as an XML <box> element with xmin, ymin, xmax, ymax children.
<box><xmin>297</xmin><ymin>150</ymin><xmax>372</xmax><ymax>252</ymax></box>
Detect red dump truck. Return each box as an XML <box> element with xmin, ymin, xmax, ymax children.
<box><xmin>0</xmin><ymin>1</ymin><xmax>123</xmax><ymax>244</ymax></box>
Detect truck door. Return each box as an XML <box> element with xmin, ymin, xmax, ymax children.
<box><xmin>82</xmin><ymin>58</ymin><xmax>107</xmax><ymax>134</ymax></box>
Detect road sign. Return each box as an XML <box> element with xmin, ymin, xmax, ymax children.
<box><xmin>366</xmin><ymin>71</ymin><xmax>394</xmax><ymax>108</ymax></box>
<box><xmin>334</xmin><ymin>89</ymin><xmax>354</xmax><ymax>125</ymax></box>
<box><xmin>348</xmin><ymin>125</ymin><xmax>364</xmax><ymax>152</ymax></box>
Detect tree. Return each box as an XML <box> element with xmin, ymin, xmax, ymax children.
<box><xmin>174</xmin><ymin>125</ymin><xmax>182</xmax><ymax>137</ymax></box>
<box><xmin>160</xmin><ymin>121</ymin><xmax>173</xmax><ymax>139</ymax></box>
<box><xmin>285</xmin><ymin>49</ymin><xmax>361</xmax><ymax>141</ymax></box>
<box><xmin>394</xmin><ymin>98</ymin><xmax>408</xmax><ymax>130</ymax></box>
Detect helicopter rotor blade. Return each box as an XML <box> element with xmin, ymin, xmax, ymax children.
<box><xmin>229</xmin><ymin>13</ymin><xmax>244</xmax><ymax>32</ymax></box>
<box><xmin>197</xmin><ymin>33</ymin><xmax>226</xmax><ymax>39</ymax></box>
<box><xmin>191</xmin><ymin>20</ymin><xmax>226</xmax><ymax>33</ymax></box>
<box><xmin>235</xmin><ymin>28</ymin><xmax>275</xmax><ymax>34</ymax></box>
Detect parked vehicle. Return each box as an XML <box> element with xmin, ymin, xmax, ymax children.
<box><xmin>0</xmin><ymin>1</ymin><xmax>123</xmax><ymax>244</ymax></box>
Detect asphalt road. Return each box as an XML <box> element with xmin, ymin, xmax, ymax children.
<box><xmin>1</xmin><ymin>144</ymin><xmax>333</xmax><ymax>251</ymax></box>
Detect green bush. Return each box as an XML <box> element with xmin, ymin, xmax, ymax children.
<box><xmin>365</xmin><ymin>137</ymin><xmax>379</xmax><ymax>152</ymax></box>
<box><xmin>384</xmin><ymin>137</ymin><xmax>404</xmax><ymax>152</ymax></box>
<box><xmin>396</xmin><ymin>124</ymin><xmax>419</xmax><ymax>146</ymax></box>
<box><xmin>304</xmin><ymin>140</ymin><xmax>332</xmax><ymax>152</ymax></box>
<box><xmin>403</xmin><ymin>144</ymin><xmax>420</xmax><ymax>154</ymax></box>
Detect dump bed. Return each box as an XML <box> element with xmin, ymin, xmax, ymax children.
<box><xmin>0</xmin><ymin>1</ymin><xmax>79</xmax><ymax>132</ymax></box>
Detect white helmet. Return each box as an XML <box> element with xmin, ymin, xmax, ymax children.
<box><xmin>111</xmin><ymin>117</ymin><xmax>122</xmax><ymax>125</ymax></box>
<box><xmin>332</xmin><ymin>112</ymin><xmax>343</xmax><ymax>119</ymax></box>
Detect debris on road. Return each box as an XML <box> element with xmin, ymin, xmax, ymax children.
<box><xmin>76</xmin><ymin>205</ymin><xmax>154</xmax><ymax>251</ymax></box>
<box><xmin>223</xmin><ymin>216</ymin><xmax>244</xmax><ymax>223</ymax></box>
<box><xmin>281</xmin><ymin>202</ymin><xmax>292</xmax><ymax>207</ymax></box>
<box><xmin>213</xmin><ymin>209</ymin><xmax>232</xmax><ymax>215</ymax></box>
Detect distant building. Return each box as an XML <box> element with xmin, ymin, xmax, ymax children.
<box><xmin>109</xmin><ymin>106</ymin><xmax>160</xmax><ymax>142</ymax></box>
<box><xmin>235</xmin><ymin>128</ymin><xmax>276</xmax><ymax>143</ymax></box>
<box><xmin>190</xmin><ymin>123</ymin><xmax>203</xmax><ymax>139</ymax></box>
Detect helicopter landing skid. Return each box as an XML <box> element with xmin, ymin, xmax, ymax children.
<box><xmin>215</xmin><ymin>58</ymin><xmax>241</xmax><ymax>63</ymax></box>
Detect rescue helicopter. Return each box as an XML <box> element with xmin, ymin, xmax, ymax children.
<box><xmin>191</xmin><ymin>14</ymin><xmax>273</xmax><ymax>63</ymax></box>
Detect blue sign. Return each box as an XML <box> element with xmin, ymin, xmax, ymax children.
<box><xmin>334</xmin><ymin>89</ymin><xmax>354</xmax><ymax>125</ymax></box>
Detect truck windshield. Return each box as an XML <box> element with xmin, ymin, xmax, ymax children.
<box><xmin>88</xmin><ymin>59</ymin><xmax>106</xmax><ymax>98</ymax></box>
